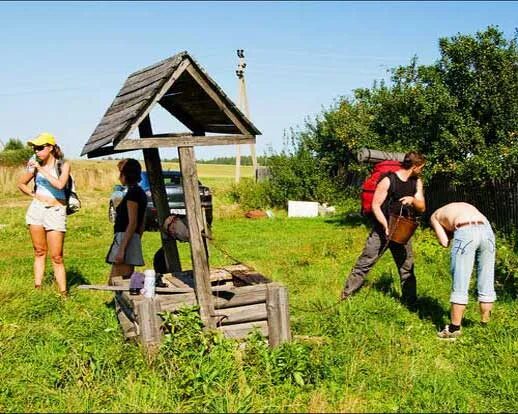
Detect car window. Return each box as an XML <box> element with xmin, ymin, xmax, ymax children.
<box><xmin>163</xmin><ymin>176</ymin><xmax>182</xmax><ymax>185</ymax></box>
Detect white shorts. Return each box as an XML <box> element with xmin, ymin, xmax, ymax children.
<box><xmin>105</xmin><ymin>232</ymin><xmax>145</xmax><ymax>266</ymax></box>
<box><xmin>25</xmin><ymin>199</ymin><xmax>67</xmax><ymax>232</ymax></box>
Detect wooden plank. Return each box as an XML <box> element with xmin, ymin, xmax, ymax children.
<box><xmin>266</xmin><ymin>283</ymin><xmax>292</xmax><ymax>347</ymax></box>
<box><xmin>213</xmin><ymin>284</ymin><xmax>268</xmax><ymax>309</ymax></box>
<box><xmin>85</xmin><ymin>145</ymin><xmax>134</xmax><ymax>159</ymax></box>
<box><xmin>92</xmin><ymin>113</ymin><xmax>138</xmax><ymax>137</ymax></box>
<box><xmin>127</xmin><ymin>53</ymin><xmax>185</xmax><ymax>81</ymax></box>
<box><xmin>179</xmin><ymin>146</ymin><xmax>215</xmax><ymax>329</ymax></box>
<box><xmin>218</xmin><ymin>320</ymin><xmax>268</xmax><ymax>339</ymax></box>
<box><xmin>231</xmin><ymin>270</ymin><xmax>271</xmax><ymax>287</ymax></box>
<box><xmin>123</xmin><ymin>56</ymin><xmax>181</xmax><ymax>88</ymax></box>
<box><xmin>215</xmin><ymin>303</ymin><xmax>267</xmax><ymax>326</ymax></box>
<box><xmin>115</xmin><ymin>298</ymin><xmax>138</xmax><ymax>339</ymax></box>
<box><xmin>78</xmin><ymin>284</ymin><xmax>194</xmax><ymax>293</ymax></box>
<box><xmin>116</xmin><ymin>292</ymin><xmax>140</xmax><ymax>319</ymax></box>
<box><xmin>135</xmin><ymin>298</ymin><xmax>162</xmax><ymax>350</ymax></box>
<box><xmin>158</xmin><ymin>284</ymin><xmax>268</xmax><ymax>311</ymax></box>
<box><xmin>164</xmin><ymin>273</ymin><xmax>192</xmax><ymax>289</ymax></box>
<box><xmin>185</xmin><ymin>64</ymin><xmax>252</xmax><ymax>136</ymax></box>
<box><xmin>108</xmin><ymin>81</ymin><xmax>162</xmax><ymax>113</ymax></box>
<box><xmin>89</xmin><ymin>123</ymin><xmax>127</xmax><ymax>143</ymax></box>
<box><xmin>117</xmin><ymin>69</ymin><xmax>170</xmax><ymax>98</ymax></box>
<box><xmin>115</xmin><ymin>134</ymin><xmax>255</xmax><ymax>150</ymax></box>
<box><xmin>140</xmin><ymin>116</ymin><xmax>182</xmax><ymax>273</ymax></box>
<box><xmin>98</xmin><ymin>99</ymin><xmax>149</xmax><ymax>126</ymax></box>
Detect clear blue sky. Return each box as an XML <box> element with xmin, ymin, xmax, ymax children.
<box><xmin>1</xmin><ymin>1</ymin><xmax>516</xmax><ymax>160</ymax></box>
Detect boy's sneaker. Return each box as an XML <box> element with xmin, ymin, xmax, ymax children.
<box><xmin>437</xmin><ymin>325</ymin><xmax>461</xmax><ymax>340</ymax></box>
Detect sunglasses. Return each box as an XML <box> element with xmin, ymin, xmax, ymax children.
<box><xmin>33</xmin><ymin>145</ymin><xmax>49</xmax><ymax>152</ymax></box>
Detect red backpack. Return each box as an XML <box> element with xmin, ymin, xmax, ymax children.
<box><xmin>360</xmin><ymin>160</ymin><xmax>402</xmax><ymax>216</ymax></box>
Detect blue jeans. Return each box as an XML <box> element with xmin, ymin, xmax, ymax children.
<box><xmin>450</xmin><ymin>222</ymin><xmax>496</xmax><ymax>305</ymax></box>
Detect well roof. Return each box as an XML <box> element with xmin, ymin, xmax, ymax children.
<box><xmin>81</xmin><ymin>51</ymin><xmax>260</xmax><ymax>158</ymax></box>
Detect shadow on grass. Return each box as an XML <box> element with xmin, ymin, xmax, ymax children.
<box><xmin>324</xmin><ymin>213</ymin><xmax>370</xmax><ymax>228</ymax></box>
<box><xmin>372</xmin><ymin>272</ymin><xmax>449</xmax><ymax>328</ymax></box>
<box><xmin>66</xmin><ymin>267</ymin><xmax>91</xmax><ymax>290</ymax></box>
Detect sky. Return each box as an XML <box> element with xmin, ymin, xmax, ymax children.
<box><xmin>1</xmin><ymin>1</ymin><xmax>517</xmax><ymax>161</ymax></box>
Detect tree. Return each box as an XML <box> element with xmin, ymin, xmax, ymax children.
<box><xmin>292</xmin><ymin>26</ymin><xmax>518</xmax><ymax>185</ymax></box>
<box><xmin>3</xmin><ymin>138</ymin><xmax>25</xmax><ymax>151</ymax></box>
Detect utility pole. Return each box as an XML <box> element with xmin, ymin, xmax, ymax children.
<box><xmin>235</xmin><ymin>49</ymin><xmax>257</xmax><ymax>183</ymax></box>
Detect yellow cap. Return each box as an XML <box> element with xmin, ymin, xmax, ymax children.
<box><xmin>27</xmin><ymin>132</ymin><xmax>56</xmax><ymax>147</ymax></box>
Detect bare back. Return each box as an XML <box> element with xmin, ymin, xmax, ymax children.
<box><xmin>432</xmin><ymin>202</ymin><xmax>486</xmax><ymax>232</ymax></box>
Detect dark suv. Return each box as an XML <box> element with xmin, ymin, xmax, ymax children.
<box><xmin>109</xmin><ymin>171</ymin><xmax>213</xmax><ymax>230</ymax></box>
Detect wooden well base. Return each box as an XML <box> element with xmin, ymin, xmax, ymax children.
<box><xmin>80</xmin><ymin>265</ymin><xmax>291</xmax><ymax>352</ymax></box>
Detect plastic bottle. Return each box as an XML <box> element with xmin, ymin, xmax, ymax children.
<box><xmin>143</xmin><ymin>269</ymin><xmax>156</xmax><ymax>298</ymax></box>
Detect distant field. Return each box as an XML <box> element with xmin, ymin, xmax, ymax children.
<box><xmin>1</xmin><ymin>160</ymin><xmax>253</xmax><ymax>197</ymax></box>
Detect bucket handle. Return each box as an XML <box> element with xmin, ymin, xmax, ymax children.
<box><xmin>397</xmin><ymin>204</ymin><xmax>414</xmax><ymax>218</ymax></box>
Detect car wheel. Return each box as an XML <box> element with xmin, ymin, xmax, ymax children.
<box><xmin>108</xmin><ymin>202</ymin><xmax>116</xmax><ymax>223</ymax></box>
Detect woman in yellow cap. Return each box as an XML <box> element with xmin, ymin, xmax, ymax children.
<box><xmin>17</xmin><ymin>132</ymin><xmax>70</xmax><ymax>297</ymax></box>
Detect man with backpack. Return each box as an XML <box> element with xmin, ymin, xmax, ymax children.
<box><xmin>340</xmin><ymin>151</ymin><xmax>426</xmax><ymax>306</ymax></box>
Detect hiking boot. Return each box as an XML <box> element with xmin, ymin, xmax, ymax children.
<box><xmin>437</xmin><ymin>325</ymin><xmax>461</xmax><ymax>340</ymax></box>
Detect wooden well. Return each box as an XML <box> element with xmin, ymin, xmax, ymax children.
<box><xmin>79</xmin><ymin>51</ymin><xmax>291</xmax><ymax>352</ymax></box>
<box><xmin>102</xmin><ymin>265</ymin><xmax>291</xmax><ymax>350</ymax></box>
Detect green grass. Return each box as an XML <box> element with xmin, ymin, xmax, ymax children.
<box><xmin>0</xmin><ymin>172</ymin><xmax>516</xmax><ymax>412</ymax></box>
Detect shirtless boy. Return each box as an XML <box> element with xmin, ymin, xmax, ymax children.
<box><xmin>430</xmin><ymin>202</ymin><xmax>496</xmax><ymax>339</ymax></box>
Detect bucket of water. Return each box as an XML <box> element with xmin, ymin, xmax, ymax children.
<box><xmin>388</xmin><ymin>207</ymin><xmax>418</xmax><ymax>244</ymax></box>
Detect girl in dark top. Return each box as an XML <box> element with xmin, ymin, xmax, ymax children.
<box><xmin>106</xmin><ymin>158</ymin><xmax>148</xmax><ymax>283</ymax></box>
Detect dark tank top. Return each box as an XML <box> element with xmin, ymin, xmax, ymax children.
<box><xmin>382</xmin><ymin>172</ymin><xmax>418</xmax><ymax>218</ymax></box>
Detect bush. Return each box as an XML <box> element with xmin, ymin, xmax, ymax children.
<box><xmin>494</xmin><ymin>234</ymin><xmax>518</xmax><ymax>301</ymax></box>
<box><xmin>0</xmin><ymin>139</ymin><xmax>32</xmax><ymax>167</ymax></box>
<box><xmin>4</xmin><ymin>138</ymin><xmax>25</xmax><ymax>151</ymax></box>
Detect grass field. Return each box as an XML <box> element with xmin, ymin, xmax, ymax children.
<box><xmin>0</xmin><ymin>161</ymin><xmax>516</xmax><ymax>412</ymax></box>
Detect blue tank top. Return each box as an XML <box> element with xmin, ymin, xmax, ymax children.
<box><xmin>35</xmin><ymin>163</ymin><xmax>66</xmax><ymax>200</ymax></box>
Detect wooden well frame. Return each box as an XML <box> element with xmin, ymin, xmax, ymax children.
<box><xmin>80</xmin><ymin>52</ymin><xmax>291</xmax><ymax>351</ymax></box>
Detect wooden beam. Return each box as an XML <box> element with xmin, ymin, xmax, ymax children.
<box><xmin>185</xmin><ymin>64</ymin><xmax>252</xmax><ymax>136</ymax></box>
<box><xmin>178</xmin><ymin>146</ymin><xmax>216</xmax><ymax>329</ymax></box>
<box><xmin>85</xmin><ymin>145</ymin><xmax>135</xmax><ymax>159</ymax></box>
<box><xmin>219</xmin><ymin>320</ymin><xmax>268</xmax><ymax>339</ymax></box>
<box><xmin>266</xmin><ymin>283</ymin><xmax>291</xmax><ymax>347</ymax></box>
<box><xmin>135</xmin><ymin>298</ymin><xmax>162</xmax><ymax>352</ymax></box>
<box><xmin>78</xmin><ymin>284</ymin><xmax>193</xmax><ymax>294</ymax></box>
<box><xmin>115</xmin><ymin>134</ymin><xmax>255</xmax><ymax>150</ymax></box>
<box><xmin>158</xmin><ymin>283</ymin><xmax>269</xmax><ymax>310</ymax></box>
<box><xmin>139</xmin><ymin>116</ymin><xmax>182</xmax><ymax>273</ymax></box>
<box><xmin>215</xmin><ymin>303</ymin><xmax>267</xmax><ymax>326</ymax></box>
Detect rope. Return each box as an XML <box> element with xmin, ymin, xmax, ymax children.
<box><xmin>205</xmin><ymin>209</ymin><xmax>416</xmax><ymax>315</ymax></box>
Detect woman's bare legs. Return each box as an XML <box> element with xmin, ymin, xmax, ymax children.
<box><xmin>109</xmin><ymin>264</ymin><xmax>134</xmax><ymax>285</ymax></box>
<box><xmin>47</xmin><ymin>230</ymin><xmax>67</xmax><ymax>294</ymax></box>
<box><xmin>29</xmin><ymin>224</ymin><xmax>47</xmax><ymax>287</ymax></box>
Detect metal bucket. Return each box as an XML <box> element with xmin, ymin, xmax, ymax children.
<box><xmin>388</xmin><ymin>210</ymin><xmax>418</xmax><ymax>244</ymax></box>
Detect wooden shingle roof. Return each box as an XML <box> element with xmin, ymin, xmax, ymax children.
<box><xmin>81</xmin><ymin>51</ymin><xmax>261</xmax><ymax>158</ymax></box>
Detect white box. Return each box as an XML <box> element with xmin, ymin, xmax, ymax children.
<box><xmin>288</xmin><ymin>200</ymin><xmax>319</xmax><ymax>218</ymax></box>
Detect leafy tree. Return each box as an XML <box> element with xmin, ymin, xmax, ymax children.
<box><xmin>292</xmin><ymin>26</ymin><xmax>518</xmax><ymax>185</ymax></box>
<box><xmin>4</xmin><ymin>138</ymin><xmax>25</xmax><ymax>151</ymax></box>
